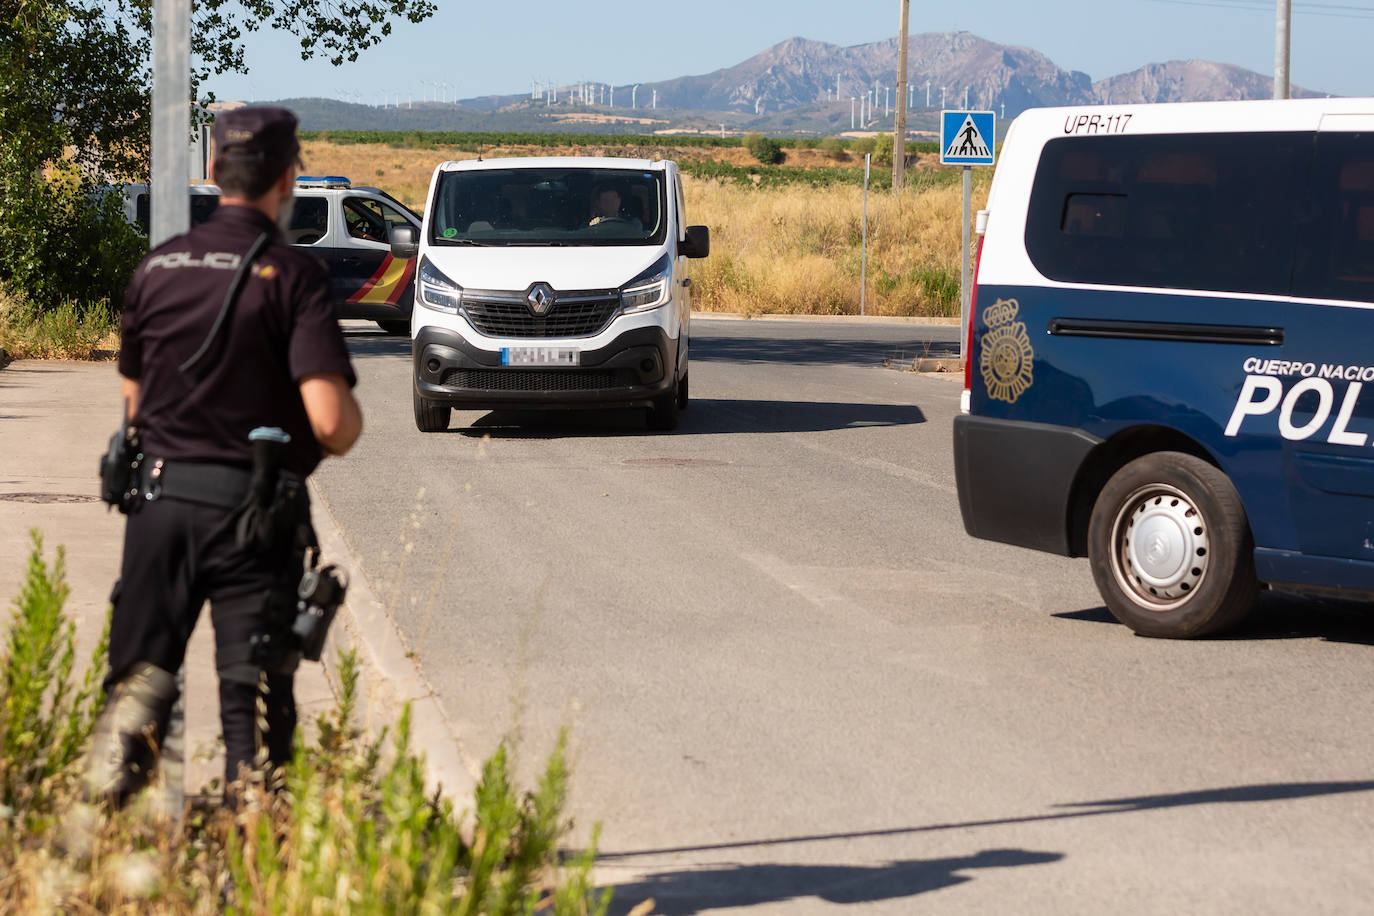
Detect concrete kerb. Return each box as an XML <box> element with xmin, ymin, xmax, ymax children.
<box><xmin>309</xmin><ymin>478</ymin><xmax>480</xmax><ymax>809</ymax></box>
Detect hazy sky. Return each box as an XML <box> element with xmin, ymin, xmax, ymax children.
<box><xmin>203</xmin><ymin>0</ymin><xmax>1374</xmax><ymax>104</ymax></box>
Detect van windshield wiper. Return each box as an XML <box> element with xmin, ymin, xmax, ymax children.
<box><xmin>439</xmin><ymin>238</ymin><xmax>489</xmax><ymax>246</ymax></box>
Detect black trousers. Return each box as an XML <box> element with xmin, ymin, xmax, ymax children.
<box><xmin>107</xmin><ymin>494</ymin><xmax>304</xmax><ymax>795</ymax></box>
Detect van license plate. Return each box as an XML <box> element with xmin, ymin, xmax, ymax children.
<box><xmin>501</xmin><ymin>347</ymin><xmax>579</xmax><ymax>367</ymax></box>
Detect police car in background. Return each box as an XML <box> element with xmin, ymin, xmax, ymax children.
<box><xmin>119</xmin><ymin>176</ymin><xmax>420</xmax><ymax>334</ymax></box>
<box><xmin>955</xmin><ymin>98</ymin><xmax>1374</xmax><ymax>639</ymax></box>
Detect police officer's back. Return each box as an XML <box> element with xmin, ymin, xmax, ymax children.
<box><xmin>85</xmin><ymin>107</ymin><xmax>362</xmax><ymax>807</ymax></box>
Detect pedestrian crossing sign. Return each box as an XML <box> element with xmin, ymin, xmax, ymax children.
<box><xmin>940</xmin><ymin>110</ymin><xmax>996</xmax><ymax>166</ymax></box>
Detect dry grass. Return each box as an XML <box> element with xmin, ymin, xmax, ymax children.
<box><xmin>298</xmin><ymin>139</ymin><xmax>990</xmax><ymax>317</ymax></box>
<box><xmin>684</xmin><ymin>174</ymin><xmax>991</xmax><ymax>316</ymax></box>
<box><xmin>0</xmin><ymin>290</ymin><xmax>120</xmax><ymax>360</ymax></box>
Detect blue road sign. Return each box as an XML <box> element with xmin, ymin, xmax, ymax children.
<box><xmin>941</xmin><ymin>110</ymin><xmax>996</xmax><ymax>166</ymax></box>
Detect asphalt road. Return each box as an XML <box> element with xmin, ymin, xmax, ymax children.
<box><xmin>315</xmin><ymin>317</ymin><xmax>1374</xmax><ymax>915</ymax></box>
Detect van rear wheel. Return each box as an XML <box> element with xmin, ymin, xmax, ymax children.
<box><xmin>413</xmin><ymin>386</ymin><xmax>451</xmax><ymax>433</ymax></box>
<box><xmin>1088</xmin><ymin>451</ymin><xmax>1258</xmax><ymax>638</ymax></box>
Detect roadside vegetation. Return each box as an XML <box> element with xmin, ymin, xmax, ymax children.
<box><xmin>302</xmin><ymin>129</ymin><xmax>938</xmax><ymax>157</ymax></box>
<box><xmin>0</xmin><ymin>531</ymin><xmax>613</xmax><ymax>915</ymax></box>
<box><xmin>0</xmin><ymin>291</ymin><xmax>119</xmax><ymax>361</ymax></box>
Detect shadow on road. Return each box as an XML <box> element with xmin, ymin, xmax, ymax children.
<box><xmin>336</xmin><ymin>328</ymin><xmax>961</xmax><ymax>368</ymax></box>
<box><xmin>606</xmin><ymin>849</ymin><xmax>1062</xmax><ymax>916</ymax></box>
<box><xmin>342</xmin><ymin>328</ymin><xmax>410</xmax><ymax>360</ymax></box>
<box><xmin>450</xmin><ymin>399</ymin><xmax>926</xmax><ymax>439</ymax></box>
<box><xmin>1055</xmin><ymin>590</ymin><xmax>1374</xmax><ymax>645</ymax></box>
<box><xmin>692</xmin><ymin>334</ymin><xmax>959</xmax><ymax>367</ymax></box>
<box><xmin>600</xmin><ymin>780</ymin><xmax>1374</xmax><ymax>912</ymax></box>
<box><xmin>594</xmin><ymin>779</ymin><xmax>1374</xmax><ymax>862</ymax></box>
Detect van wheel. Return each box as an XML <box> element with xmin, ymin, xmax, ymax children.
<box><xmin>646</xmin><ymin>378</ymin><xmax>680</xmax><ymax>431</ymax></box>
<box><xmin>676</xmin><ymin>371</ymin><xmax>689</xmax><ymax>411</ymax></box>
<box><xmin>1088</xmin><ymin>452</ymin><xmax>1258</xmax><ymax>638</ymax></box>
<box><xmin>413</xmin><ymin>386</ymin><xmax>451</xmax><ymax>433</ymax></box>
<box><xmin>377</xmin><ymin>320</ymin><xmax>410</xmax><ymax>335</ymax></box>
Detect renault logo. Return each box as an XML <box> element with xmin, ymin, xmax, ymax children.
<box><xmin>526</xmin><ymin>283</ymin><xmax>555</xmax><ymax>316</ymax></box>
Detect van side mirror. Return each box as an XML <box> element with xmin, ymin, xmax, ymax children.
<box><xmin>390</xmin><ymin>224</ymin><xmax>419</xmax><ymax>260</ymax></box>
<box><xmin>681</xmin><ymin>225</ymin><xmax>710</xmax><ymax>259</ymax></box>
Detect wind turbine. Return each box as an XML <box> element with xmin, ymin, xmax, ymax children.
<box><xmin>632</xmin><ymin>84</ymin><xmax>639</xmax><ymax>108</ymax></box>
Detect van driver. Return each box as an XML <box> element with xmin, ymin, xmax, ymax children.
<box><xmin>588</xmin><ymin>185</ymin><xmax>639</xmax><ymax>228</ymax></box>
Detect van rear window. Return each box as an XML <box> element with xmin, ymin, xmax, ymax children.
<box><xmin>1026</xmin><ymin>132</ymin><xmax>1308</xmax><ymax>296</ymax></box>
<box><xmin>1294</xmin><ymin>131</ymin><xmax>1374</xmax><ymax>302</ymax></box>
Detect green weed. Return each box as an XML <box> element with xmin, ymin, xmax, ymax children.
<box><xmin>0</xmin><ymin>534</ymin><xmax>615</xmax><ymax>915</ymax></box>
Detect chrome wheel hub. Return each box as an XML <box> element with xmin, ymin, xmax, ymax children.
<box><xmin>1112</xmin><ymin>483</ymin><xmax>1209</xmax><ymax>609</ymax></box>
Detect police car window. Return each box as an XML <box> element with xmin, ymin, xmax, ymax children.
<box><xmin>429</xmin><ymin>168</ymin><xmax>667</xmax><ymax>247</ymax></box>
<box><xmin>343</xmin><ymin>198</ymin><xmax>390</xmax><ymax>243</ymax></box>
<box><xmin>1026</xmin><ymin>132</ymin><xmax>1308</xmax><ymax>296</ymax></box>
<box><xmin>189</xmin><ymin>194</ymin><xmax>220</xmax><ymax>226</ymax></box>
<box><xmin>287</xmin><ymin>197</ymin><xmax>329</xmax><ymax>246</ymax></box>
<box><xmin>1293</xmin><ymin>132</ymin><xmax>1374</xmax><ymax>302</ymax></box>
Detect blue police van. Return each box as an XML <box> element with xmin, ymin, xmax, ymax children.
<box><xmin>955</xmin><ymin>99</ymin><xmax>1374</xmax><ymax>638</ymax></box>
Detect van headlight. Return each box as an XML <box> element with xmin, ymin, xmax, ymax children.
<box><xmin>418</xmin><ymin>256</ymin><xmax>462</xmax><ymax>314</ymax></box>
<box><xmin>619</xmin><ymin>254</ymin><xmax>673</xmax><ymax>314</ymax></box>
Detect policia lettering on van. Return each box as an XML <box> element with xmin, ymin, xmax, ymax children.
<box><xmin>955</xmin><ymin>99</ymin><xmax>1374</xmax><ymax>638</ymax></box>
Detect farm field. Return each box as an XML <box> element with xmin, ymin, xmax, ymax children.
<box><xmin>298</xmin><ymin>136</ymin><xmax>990</xmax><ymax>317</ymax></box>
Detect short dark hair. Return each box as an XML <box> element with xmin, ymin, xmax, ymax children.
<box><xmin>212</xmin><ymin>155</ymin><xmax>290</xmax><ymax>199</ymax></box>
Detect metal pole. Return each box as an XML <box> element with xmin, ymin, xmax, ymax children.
<box><xmin>151</xmin><ymin>0</ymin><xmax>191</xmax><ymax>820</ymax></box>
<box><xmin>960</xmin><ymin>166</ymin><xmax>971</xmax><ymax>360</ymax></box>
<box><xmin>1274</xmin><ymin>0</ymin><xmax>1291</xmax><ymax>99</ymax></box>
<box><xmin>152</xmin><ymin>0</ymin><xmax>190</xmax><ymax>247</ymax></box>
<box><xmin>861</xmin><ymin>154</ymin><xmax>870</xmax><ymax>316</ymax></box>
<box><xmin>893</xmin><ymin>0</ymin><xmax>910</xmax><ymax>190</ymax></box>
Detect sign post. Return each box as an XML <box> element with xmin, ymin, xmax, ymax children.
<box><xmin>940</xmin><ymin>110</ymin><xmax>996</xmax><ymax>359</ymax></box>
<box><xmin>861</xmin><ymin>153</ymin><xmax>870</xmax><ymax>316</ymax></box>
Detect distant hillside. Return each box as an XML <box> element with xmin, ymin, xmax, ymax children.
<box><xmin>1093</xmin><ymin>59</ymin><xmax>1322</xmax><ymax>104</ymax></box>
<box><xmin>268</xmin><ymin>31</ymin><xmax>1326</xmax><ymax>137</ymax></box>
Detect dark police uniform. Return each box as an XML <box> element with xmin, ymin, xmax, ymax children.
<box><xmin>104</xmin><ymin>108</ymin><xmax>356</xmax><ymax>797</ymax></box>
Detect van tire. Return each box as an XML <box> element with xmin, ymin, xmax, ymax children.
<box><xmin>676</xmin><ymin>371</ymin><xmax>690</xmax><ymax>411</ymax></box>
<box><xmin>414</xmin><ymin>387</ymin><xmax>451</xmax><ymax>433</ymax></box>
<box><xmin>377</xmin><ymin>320</ymin><xmax>410</xmax><ymax>335</ymax></box>
<box><xmin>647</xmin><ymin>378</ymin><xmax>680</xmax><ymax>431</ymax></box>
<box><xmin>1088</xmin><ymin>451</ymin><xmax>1258</xmax><ymax>638</ymax></box>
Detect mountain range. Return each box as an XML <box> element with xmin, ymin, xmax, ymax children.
<box><xmin>282</xmin><ymin>31</ymin><xmax>1324</xmax><ymax>136</ymax></box>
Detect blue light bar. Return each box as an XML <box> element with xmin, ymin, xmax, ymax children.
<box><xmin>296</xmin><ymin>175</ymin><xmax>351</xmax><ymax>188</ymax></box>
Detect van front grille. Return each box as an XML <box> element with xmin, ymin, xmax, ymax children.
<box><xmin>461</xmin><ymin>289</ymin><xmax>620</xmax><ymax>338</ymax></box>
<box><xmin>440</xmin><ymin>368</ymin><xmax>640</xmax><ymax>392</ymax></box>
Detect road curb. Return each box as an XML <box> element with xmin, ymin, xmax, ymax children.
<box><xmin>309</xmin><ymin>478</ymin><xmax>480</xmax><ymax>809</ymax></box>
<box><xmin>692</xmin><ymin>311</ymin><xmax>960</xmax><ymax>326</ymax></box>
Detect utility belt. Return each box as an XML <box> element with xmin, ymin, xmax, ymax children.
<box><xmin>100</xmin><ymin>427</ymin><xmax>346</xmax><ymax>666</ymax></box>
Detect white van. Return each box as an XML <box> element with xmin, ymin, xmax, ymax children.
<box><xmin>392</xmin><ymin>157</ymin><xmax>710</xmax><ymax>432</ymax></box>
<box><xmin>956</xmin><ymin>99</ymin><xmax>1374</xmax><ymax>637</ymax></box>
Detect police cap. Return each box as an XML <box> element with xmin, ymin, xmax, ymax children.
<box><xmin>212</xmin><ymin>107</ymin><xmax>301</xmax><ymax>171</ymax></box>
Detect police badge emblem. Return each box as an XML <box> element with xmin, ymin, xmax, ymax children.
<box><xmin>979</xmin><ymin>298</ymin><xmax>1034</xmax><ymax>403</ymax></box>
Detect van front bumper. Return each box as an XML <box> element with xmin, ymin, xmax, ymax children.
<box><xmin>413</xmin><ymin>325</ymin><xmax>678</xmax><ymax>409</ymax></box>
<box><xmin>953</xmin><ymin>414</ymin><xmax>1102</xmax><ymax>556</ymax></box>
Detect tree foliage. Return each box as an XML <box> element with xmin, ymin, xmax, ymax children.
<box><xmin>745</xmin><ymin>132</ymin><xmax>784</xmax><ymax>165</ymax></box>
<box><xmin>0</xmin><ymin>0</ymin><xmax>436</xmax><ymax>310</ymax></box>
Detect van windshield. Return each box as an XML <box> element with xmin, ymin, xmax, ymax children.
<box><xmin>430</xmin><ymin>167</ymin><xmax>666</xmax><ymax>247</ymax></box>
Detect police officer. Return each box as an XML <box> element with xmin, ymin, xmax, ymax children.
<box><xmin>85</xmin><ymin>107</ymin><xmax>363</xmax><ymax>807</ymax></box>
